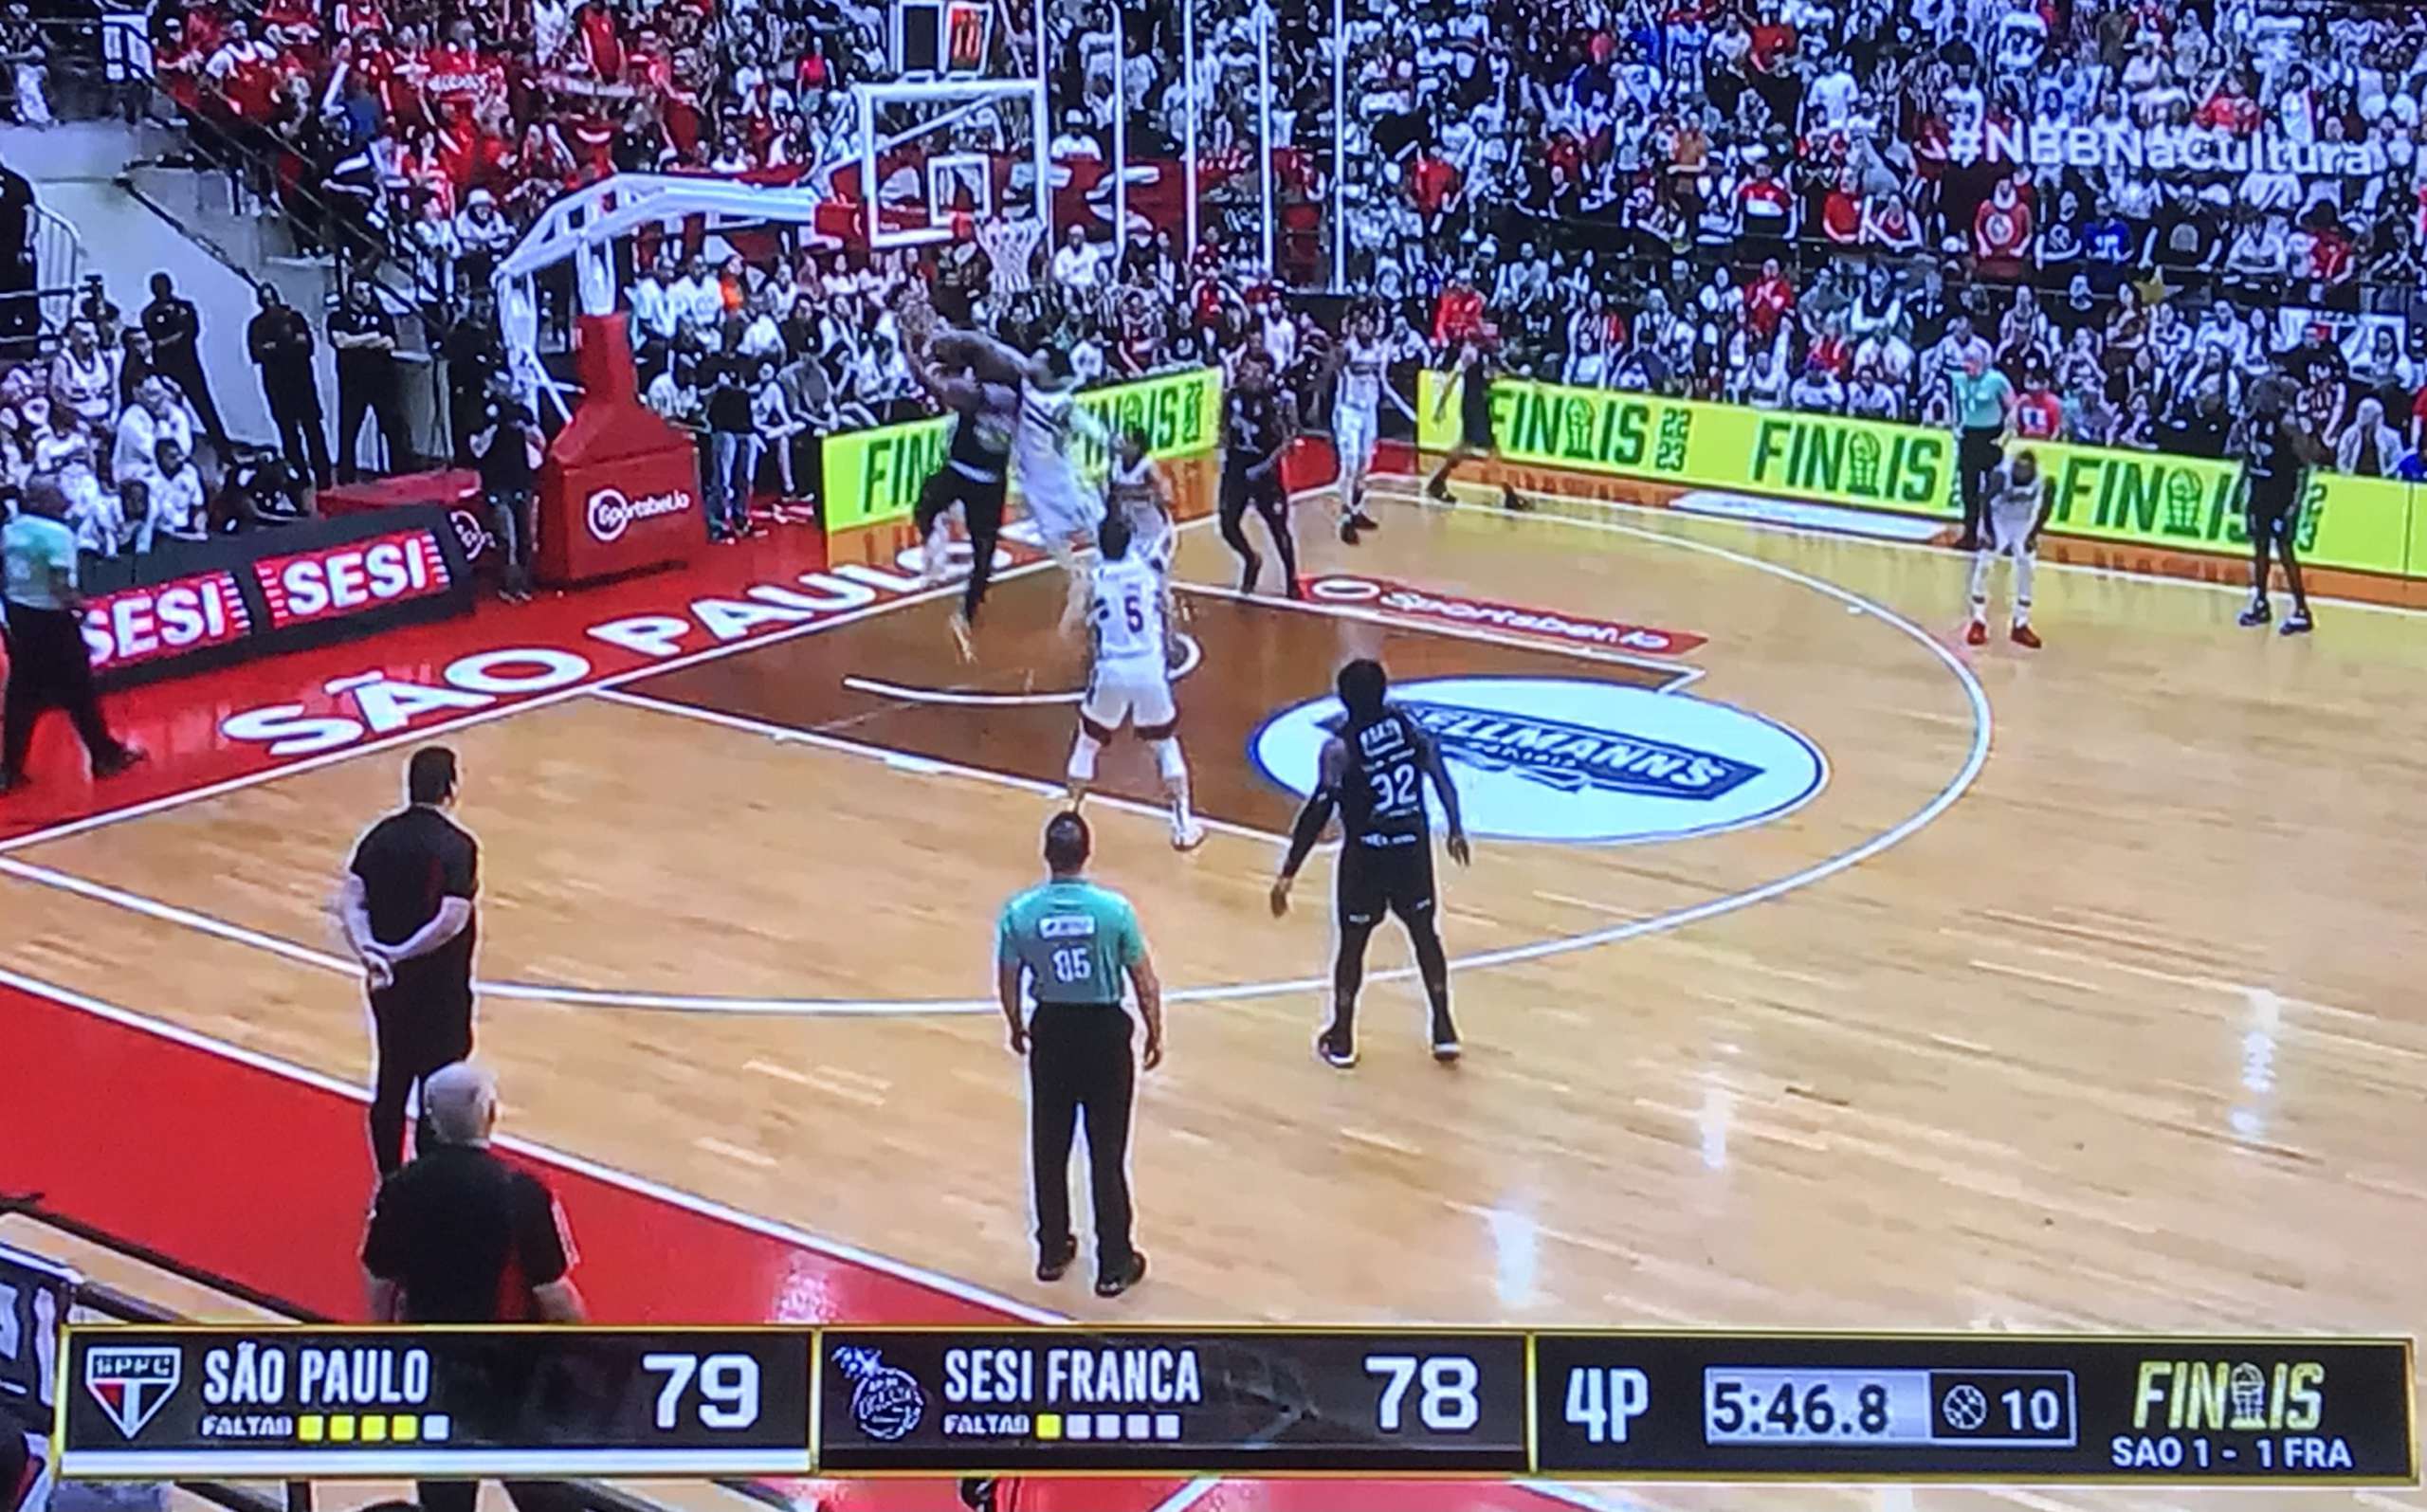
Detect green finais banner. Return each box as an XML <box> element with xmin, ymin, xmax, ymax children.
<box><xmin>1415</xmin><ymin>371</ymin><xmax>1960</xmax><ymax>519</ymax></box>
<box><xmin>822</xmin><ymin>366</ymin><xmax>1223</xmax><ymax>532</ymax></box>
<box><xmin>2033</xmin><ymin>443</ymin><xmax>2407</xmax><ymax>575</ymax></box>
<box><xmin>1417</xmin><ymin>371</ymin><xmax>2420</xmax><ymax>575</ymax></box>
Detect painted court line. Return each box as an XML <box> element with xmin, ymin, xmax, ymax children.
<box><xmin>839</xmin><ymin>630</ymin><xmax>1204</xmax><ymax>707</ymax></box>
<box><xmin>0</xmin><ymin>556</ymin><xmax>1066</xmax><ymax>859</ymax></box>
<box><xmin>590</xmin><ymin>684</ymin><xmax>1289</xmax><ymax>847</ymax></box>
<box><xmin>0</xmin><ymin>960</ymin><xmax>1065</xmax><ymax>1324</ymax></box>
<box><xmin>0</xmin><ymin>498</ymin><xmax>1991</xmax><ymax>1018</ymax></box>
<box><xmin>1178</xmin><ymin>580</ymin><xmax>1709</xmax><ymax>689</ymax></box>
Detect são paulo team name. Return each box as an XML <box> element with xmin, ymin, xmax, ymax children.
<box><xmin>945</xmin><ymin>1346</ymin><xmax>1203</xmax><ymax>1407</ymax></box>
<box><xmin>203</xmin><ymin>1340</ymin><xmax>433</xmax><ymax>1407</ymax></box>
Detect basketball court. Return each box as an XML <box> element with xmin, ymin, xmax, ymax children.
<box><xmin>9</xmin><ymin>459</ymin><xmax>2427</xmax><ymax>1512</ymax></box>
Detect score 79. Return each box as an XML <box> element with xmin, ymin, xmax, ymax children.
<box><xmin>642</xmin><ymin>1352</ymin><xmax>764</xmax><ymax>1430</ymax></box>
<box><xmin>1362</xmin><ymin>1355</ymin><xmax>1482</xmax><ymax>1433</ymax></box>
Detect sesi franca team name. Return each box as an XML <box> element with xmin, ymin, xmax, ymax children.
<box><xmin>946</xmin><ymin>1346</ymin><xmax>1202</xmax><ymax>1407</ymax></box>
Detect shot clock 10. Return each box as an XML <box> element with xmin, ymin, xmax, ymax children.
<box><xmin>54</xmin><ymin>1324</ymin><xmax>2416</xmax><ymax>1485</ymax></box>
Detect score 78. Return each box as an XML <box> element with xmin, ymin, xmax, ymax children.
<box><xmin>641</xmin><ymin>1352</ymin><xmax>764</xmax><ymax>1430</ymax></box>
<box><xmin>1362</xmin><ymin>1355</ymin><xmax>1482</xmax><ymax>1433</ymax></box>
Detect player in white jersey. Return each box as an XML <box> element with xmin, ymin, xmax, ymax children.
<box><xmin>1328</xmin><ymin>307</ymin><xmax>1387</xmax><ymax>543</ymax></box>
<box><xmin>1068</xmin><ymin>511</ymin><xmax>1203</xmax><ymax>851</ymax></box>
<box><xmin>995</xmin><ymin>339</ymin><xmax>1108</xmax><ymax>633</ymax></box>
<box><xmin>1966</xmin><ymin>446</ymin><xmax>2049</xmax><ymax>649</ymax></box>
<box><xmin>1105</xmin><ymin>426</ymin><xmax>1175</xmax><ymax>576</ymax></box>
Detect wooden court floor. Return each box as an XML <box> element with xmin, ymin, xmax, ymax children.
<box><xmin>9</xmin><ymin>477</ymin><xmax>2427</xmax><ymax>1509</ymax></box>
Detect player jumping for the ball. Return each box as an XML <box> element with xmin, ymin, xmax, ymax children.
<box><xmin>939</xmin><ymin>324</ymin><xmax>1109</xmax><ymax>635</ymax></box>
<box><xmin>1268</xmin><ymin>657</ymin><xmax>1470</xmax><ymax>1067</ymax></box>
<box><xmin>905</xmin><ymin>329</ymin><xmax>1022</xmax><ymax>662</ymax></box>
<box><xmin>1067</xmin><ymin>511</ymin><xmax>1203</xmax><ymax>851</ymax></box>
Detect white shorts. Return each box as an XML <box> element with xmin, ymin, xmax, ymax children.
<box><xmin>1022</xmin><ymin>459</ymin><xmax>1104</xmax><ymax>546</ymax></box>
<box><xmin>1985</xmin><ymin>505</ymin><xmax>2038</xmax><ymax>555</ymax></box>
<box><xmin>1334</xmin><ymin>404</ymin><xmax>1378</xmax><ymax>473</ymax></box>
<box><xmin>1081</xmin><ymin>656</ymin><xmax>1177</xmax><ymax>732</ymax></box>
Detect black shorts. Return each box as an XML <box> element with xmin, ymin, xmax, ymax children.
<box><xmin>2248</xmin><ymin>483</ymin><xmax>2301</xmax><ymax>540</ymax></box>
<box><xmin>916</xmin><ymin>462</ymin><xmax>1009</xmax><ymax>537</ymax></box>
<box><xmin>1461</xmin><ymin>403</ymin><xmax>1493</xmax><ymax>450</ymax></box>
<box><xmin>1338</xmin><ymin>836</ymin><xmax>1436</xmax><ymax>928</ymax></box>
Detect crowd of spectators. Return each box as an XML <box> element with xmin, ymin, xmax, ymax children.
<box><xmin>129</xmin><ymin>0</ymin><xmax>2427</xmax><ymax>485</ymax></box>
<box><xmin>0</xmin><ymin>270</ymin><xmax>315</xmax><ymax>557</ymax></box>
<box><xmin>1324</xmin><ymin>0</ymin><xmax>2427</xmax><ymax>474</ymax></box>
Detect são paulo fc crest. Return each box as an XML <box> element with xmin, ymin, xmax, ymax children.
<box><xmin>833</xmin><ymin>1345</ymin><xmax>925</xmax><ymax>1441</ymax></box>
<box><xmin>85</xmin><ymin>1346</ymin><xmax>184</xmax><ymax>1438</ymax></box>
<box><xmin>1249</xmin><ymin>676</ymin><xmax>1826</xmax><ymax>845</ymax></box>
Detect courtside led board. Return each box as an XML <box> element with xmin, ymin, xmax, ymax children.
<box><xmin>57</xmin><ymin>1325</ymin><xmax>2415</xmax><ymax>1484</ymax></box>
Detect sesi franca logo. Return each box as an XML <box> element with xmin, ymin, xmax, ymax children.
<box><xmin>1250</xmin><ymin>676</ymin><xmax>1826</xmax><ymax>845</ymax></box>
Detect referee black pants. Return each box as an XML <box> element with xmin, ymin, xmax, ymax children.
<box><xmin>1029</xmin><ymin>1004</ymin><xmax>1136</xmax><ymax>1273</ymax></box>
<box><xmin>1957</xmin><ymin>426</ymin><xmax>2002</xmax><ymax>545</ymax></box>
<box><xmin>370</xmin><ymin>985</ymin><xmax>474</xmax><ymax>1176</ymax></box>
<box><xmin>1</xmin><ymin>602</ymin><xmax>130</xmax><ymax>780</ymax></box>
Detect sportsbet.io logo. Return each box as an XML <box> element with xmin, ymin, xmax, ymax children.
<box><xmin>86</xmin><ymin>1345</ymin><xmax>183</xmax><ymax>1437</ymax></box>
<box><xmin>1250</xmin><ymin>676</ymin><xmax>1826</xmax><ymax>845</ymax></box>
<box><xmin>586</xmin><ymin>485</ymin><xmax>694</xmax><ymax>543</ymax></box>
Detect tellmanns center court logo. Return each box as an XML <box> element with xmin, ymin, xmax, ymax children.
<box><xmin>1251</xmin><ymin>677</ymin><xmax>1826</xmax><ymax>845</ymax></box>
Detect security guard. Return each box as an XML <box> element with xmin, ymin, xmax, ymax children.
<box><xmin>995</xmin><ymin>811</ymin><xmax>1163</xmax><ymax>1298</ymax></box>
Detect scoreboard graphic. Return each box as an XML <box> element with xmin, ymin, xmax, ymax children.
<box><xmin>56</xmin><ymin>1325</ymin><xmax>2417</xmax><ymax>1485</ymax></box>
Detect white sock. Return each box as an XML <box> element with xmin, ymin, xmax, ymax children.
<box><xmin>2013</xmin><ymin>550</ymin><xmax>2035</xmax><ymax>627</ymax></box>
<box><xmin>1153</xmin><ymin>738</ymin><xmax>1192</xmax><ymax>832</ymax></box>
<box><xmin>1967</xmin><ymin>550</ymin><xmax>1993</xmax><ymax>620</ymax></box>
<box><xmin>922</xmin><ymin>518</ymin><xmax>953</xmax><ymax>588</ymax></box>
<box><xmin>1067</xmin><ymin>729</ymin><xmax>1102</xmax><ymax>789</ymax></box>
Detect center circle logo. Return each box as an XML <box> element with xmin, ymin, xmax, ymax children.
<box><xmin>1249</xmin><ymin>675</ymin><xmax>1827</xmax><ymax>845</ymax></box>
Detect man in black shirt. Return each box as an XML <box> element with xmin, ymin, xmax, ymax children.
<box><xmin>246</xmin><ymin>282</ymin><xmax>332</xmax><ymax>489</ymax></box>
<box><xmin>336</xmin><ymin>746</ymin><xmax>482</xmax><ymax>1175</ymax></box>
<box><xmin>470</xmin><ymin>375</ymin><xmax>543</xmax><ymax>602</ymax></box>
<box><xmin>1268</xmin><ymin>658</ymin><xmax>1471</xmax><ymax>1069</ymax></box>
<box><xmin>330</xmin><ymin>281</ymin><xmax>412</xmax><ymax>483</ymax></box>
<box><xmin>362</xmin><ymin>1061</ymin><xmax>585</xmax><ymax>1512</ymax></box>
<box><xmin>141</xmin><ymin>271</ymin><xmax>230</xmax><ymax>449</ymax></box>
<box><xmin>703</xmin><ymin>356</ymin><xmax>757</xmax><ymax>543</ymax></box>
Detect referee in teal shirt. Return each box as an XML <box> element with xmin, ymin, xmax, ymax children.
<box><xmin>2</xmin><ymin>474</ymin><xmax>140</xmax><ymax>794</ymax></box>
<box><xmin>996</xmin><ymin>811</ymin><xmax>1164</xmax><ymax>1298</ymax></box>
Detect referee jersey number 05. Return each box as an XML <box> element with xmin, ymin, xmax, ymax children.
<box><xmin>998</xmin><ymin>881</ymin><xmax>1142</xmax><ymax>1006</ymax></box>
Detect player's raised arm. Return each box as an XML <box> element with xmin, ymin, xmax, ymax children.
<box><xmin>1270</xmin><ymin>737</ymin><xmax>1346</xmax><ymax>916</ymax></box>
<box><xmin>1413</xmin><ymin>720</ymin><xmax>1471</xmax><ymax>866</ymax></box>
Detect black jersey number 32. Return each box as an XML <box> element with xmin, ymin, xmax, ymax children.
<box><xmin>1374</xmin><ymin>761</ymin><xmax>1420</xmax><ymax>811</ymax></box>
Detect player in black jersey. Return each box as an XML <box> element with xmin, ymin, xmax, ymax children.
<box><xmin>1220</xmin><ymin>346</ymin><xmax>1303</xmax><ymax>597</ymax></box>
<box><xmin>908</xmin><ymin>328</ymin><xmax>1023</xmax><ymax>660</ymax></box>
<box><xmin>2234</xmin><ymin>374</ymin><xmax>2326</xmax><ymax>636</ymax></box>
<box><xmin>1268</xmin><ymin>658</ymin><xmax>1471</xmax><ymax>1068</ymax></box>
<box><xmin>1424</xmin><ymin>332</ymin><xmax>1528</xmax><ymax>513</ymax></box>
